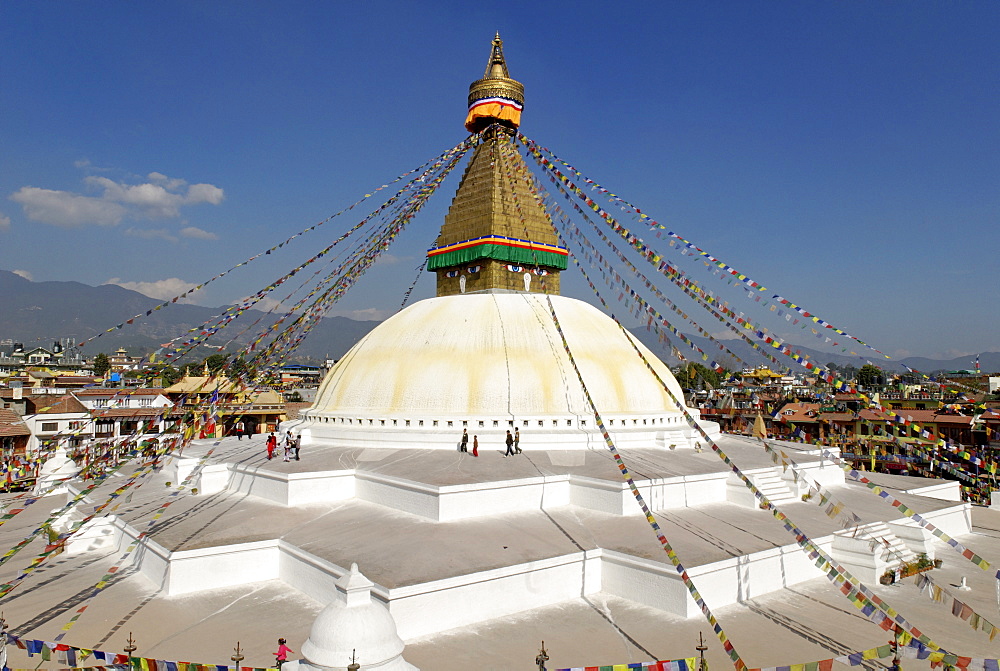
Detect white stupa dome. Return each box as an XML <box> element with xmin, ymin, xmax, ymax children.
<box><xmin>298</xmin><ymin>563</ymin><xmax>417</xmax><ymax>671</ymax></box>
<box><xmin>34</xmin><ymin>446</ymin><xmax>80</xmax><ymax>495</ymax></box>
<box><xmin>295</xmin><ymin>293</ymin><xmax>717</xmax><ymax>450</ymax></box>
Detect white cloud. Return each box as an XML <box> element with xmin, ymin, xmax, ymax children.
<box><xmin>147</xmin><ymin>171</ymin><xmax>187</xmax><ymax>191</ymax></box>
<box><xmin>331</xmin><ymin>307</ymin><xmax>394</xmax><ymax>321</ymax></box>
<box><xmin>180</xmin><ymin>226</ymin><xmax>218</xmax><ymax>240</ymax></box>
<box><xmin>125</xmin><ymin>227</ymin><xmax>179</xmax><ymax>242</ymax></box>
<box><xmin>74</xmin><ymin>158</ymin><xmax>113</xmax><ymax>172</ymax></box>
<box><xmin>8</xmin><ymin>169</ymin><xmax>224</xmax><ymax>228</ymax></box>
<box><xmin>373</xmin><ymin>253</ymin><xmax>409</xmax><ymax>267</ymax></box>
<box><xmin>708</xmin><ymin>330</ymin><xmax>739</xmax><ymax>341</ymax></box>
<box><xmin>13</xmin><ymin>269</ymin><xmax>33</xmax><ymax>281</ymax></box>
<box><xmin>249</xmin><ymin>296</ymin><xmax>289</xmax><ymax>313</ymax></box>
<box><xmin>0</xmin><ymin>212</ymin><xmax>10</xmax><ymax>232</ymax></box>
<box><xmin>10</xmin><ymin>186</ymin><xmax>126</xmax><ymax>227</ymax></box>
<box><xmin>184</xmin><ymin>183</ymin><xmax>224</xmax><ymax>205</ymax></box>
<box><xmin>105</xmin><ymin>277</ymin><xmax>199</xmax><ymax>302</ymax></box>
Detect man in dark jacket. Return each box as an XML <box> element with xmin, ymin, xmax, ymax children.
<box><xmin>504</xmin><ymin>430</ymin><xmax>515</xmax><ymax>457</ymax></box>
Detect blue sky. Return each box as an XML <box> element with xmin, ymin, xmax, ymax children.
<box><xmin>1</xmin><ymin>2</ymin><xmax>997</xmax><ymax>360</ymax></box>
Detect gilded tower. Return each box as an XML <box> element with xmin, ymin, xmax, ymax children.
<box><xmin>427</xmin><ymin>34</ymin><xmax>568</xmax><ymax>297</ymax></box>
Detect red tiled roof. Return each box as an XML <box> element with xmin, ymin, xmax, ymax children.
<box><xmin>855</xmin><ymin>408</ymin><xmax>975</xmax><ymax>425</ymax></box>
<box><xmin>74</xmin><ymin>388</ymin><xmax>166</xmax><ymax>396</ymax></box>
<box><xmin>775</xmin><ymin>402</ymin><xmax>821</xmax><ymax>423</ymax></box>
<box><xmin>819</xmin><ymin>412</ymin><xmax>857</xmax><ymax>422</ymax></box>
<box><xmin>93</xmin><ymin>408</ymin><xmax>178</xmax><ymax>418</ymax></box>
<box><xmin>26</xmin><ymin>395</ymin><xmax>88</xmax><ymax>414</ymax></box>
<box><xmin>0</xmin><ymin>409</ymin><xmax>30</xmax><ymax>436</ymax></box>
<box><xmin>50</xmin><ymin>376</ymin><xmax>103</xmax><ymax>386</ymax></box>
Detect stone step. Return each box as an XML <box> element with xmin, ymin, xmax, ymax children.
<box><xmin>749</xmin><ymin>471</ymin><xmax>798</xmax><ymax>504</ymax></box>
<box><xmin>854</xmin><ymin>521</ymin><xmax>916</xmax><ymax>565</ymax></box>
<box><xmin>831</xmin><ymin>521</ymin><xmax>916</xmax><ymax>584</ymax></box>
<box><xmin>726</xmin><ymin>468</ymin><xmax>798</xmax><ymax>508</ymax></box>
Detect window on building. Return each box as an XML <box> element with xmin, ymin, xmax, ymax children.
<box><xmin>41</xmin><ymin>422</ymin><xmax>58</xmax><ymax>432</ymax></box>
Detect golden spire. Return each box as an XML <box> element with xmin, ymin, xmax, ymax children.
<box><xmin>428</xmin><ymin>35</ymin><xmax>567</xmax><ymax>298</ymax></box>
<box><xmin>465</xmin><ymin>33</ymin><xmax>524</xmax><ymax>133</ymax></box>
<box><xmin>484</xmin><ymin>32</ymin><xmax>510</xmax><ymax>79</ymax></box>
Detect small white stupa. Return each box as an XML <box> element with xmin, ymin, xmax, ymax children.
<box><xmin>294</xmin><ymin>563</ymin><xmax>417</xmax><ymax>671</ymax></box>
<box><xmin>34</xmin><ymin>446</ymin><xmax>80</xmax><ymax>496</ymax></box>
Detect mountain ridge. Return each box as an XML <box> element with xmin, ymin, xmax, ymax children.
<box><xmin>1</xmin><ymin>270</ymin><xmax>996</xmax><ymax>373</ymax></box>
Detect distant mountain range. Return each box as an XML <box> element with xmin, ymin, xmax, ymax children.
<box><xmin>630</xmin><ymin>330</ymin><xmax>1000</xmax><ymax>376</ymax></box>
<box><xmin>1</xmin><ymin>269</ymin><xmax>997</xmax><ymax>374</ymax></box>
<box><xmin>0</xmin><ymin>269</ymin><xmax>378</xmax><ymax>364</ymax></box>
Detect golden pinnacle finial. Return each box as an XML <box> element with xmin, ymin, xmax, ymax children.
<box><xmin>484</xmin><ymin>32</ymin><xmax>510</xmax><ymax>79</ymax></box>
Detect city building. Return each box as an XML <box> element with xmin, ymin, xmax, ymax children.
<box><xmin>164</xmin><ymin>368</ymin><xmax>285</xmax><ymax>436</ymax></box>
<box><xmin>73</xmin><ymin>388</ymin><xmax>179</xmax><ymax>441</ymax></box>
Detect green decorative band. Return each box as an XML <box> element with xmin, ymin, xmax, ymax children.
<box><xmin>427</xmin><ymin>239</ymin><xmax>568</xmax><ymax>271</ymax></box>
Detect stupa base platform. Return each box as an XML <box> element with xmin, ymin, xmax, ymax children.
<box><xmin>3</xmin><ymin>434</ymin><xmax>974</xmax><ymax>649</ymax></box>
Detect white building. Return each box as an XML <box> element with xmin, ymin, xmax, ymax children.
<box><xmin>73</xmin><ymin>388</ymin><xmax>177</xmax><ymax>440</ymax></box>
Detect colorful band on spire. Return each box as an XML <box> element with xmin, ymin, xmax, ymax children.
<box><xmin>427</xmin><ymin>234</ymin><xmax>567</xmax><ymax>271</ymax></box>
<box><xmin>465</xmin><ymin>96</ymin><xmax>523</xmax><ymax>132</ymax></box>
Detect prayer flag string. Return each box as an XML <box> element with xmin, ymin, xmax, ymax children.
<box><xmin>556</xmin><ymin>248</ymin><xmax>945</xmax><ymax>651</ymax></box>
<box><xmin>518</xmin><ymin>134</ymin><xmax>889</xmax><ymax>361</ymax></box>
<box><xmin>753</xmin><ymin>432</ymin><xmax>1000</xmax><ymax>640</ymax></box>
<box><xmin>519</xmin><ymin>135</ymin><xmax>991</xmax><ymax>483</ymax></box>
<box><xmin>543</xmin><ymin>294</ymin><xmax>748</xmax><ymax>671</ymax></box>
<box><xmin>75</xmin><ymin>137</ymin><xmax>476</xmax><ymax>348</ymax></box>
<box><xmin>5</xmin><ymin>632</ymin><xmax>276</xmax><ymax>671</ymax></box>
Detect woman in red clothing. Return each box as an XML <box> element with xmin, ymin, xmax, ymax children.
<box><xmin>265</xmin><ymin>432</ymin><xmax>277</xmax><ymax>460</ymax></box>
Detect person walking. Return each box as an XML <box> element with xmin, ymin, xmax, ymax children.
<box><xmin>460</xmin><ymin>429</ymin><xmax>469</xmax><ymax>453</ymax></box>
<box><xmin>266</xmin><ymin>432</ymin><xmax>276</xmax><ymax>460</ymax></box>
<box><xmin>472</xmin><ymin>434</ymin><xmax>479</xmax><ymax>457</ymax></box>
<box><xmin>283</xmin><ymin>432</ymin><xmax>293</xmax><ymax>462</ymax></box>
<box><xmin>293</xmin><ymin>433</ymin><xmax>301</xmax><ymax>461</ymax></box>
<box><xmin>235</xmin><ymin>421</ymin><xmax>244</xmax><ymax>440</ymax></box>
<box><xmin>504</xmin><ymin>430</ymin><xmax>515</xmax><ymax>457</ymax></box>
<box><xmin>514</xmin><ymin>427</ymin><xmax>522</xmax><ymax>454</ymax></box>
<box><xmin>274</xmin><ymin>638</ymin><xmax>293</xmax><ymax>669</ymax></box>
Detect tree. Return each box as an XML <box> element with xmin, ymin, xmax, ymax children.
<box><xmin>93</xmin><ymin>353</ymin><xmax>111</xmax><ymax>377</ymax></box>
<box><xmin>154</xmin><ymin>364</ymin><xmax>182</xmax><ymax>386</ymax></box>
<box><xmin>856</xmin><ymin>364</ymin><xmax>884</xmax><ymax>388</ymax></box>
<box><xmin>682</xmin><ymin>362</ymin><xmax>723</xmax><ymax>390</ymax></box>
<box><xmin>228</xmin><ymin>355</ymin><xmax>250</xmax><ymax>381</ymax></box>
<box><xmin>178</xmin><ymin>362</ymin><xmax>200</xmax><ymax>378</ymax></box>
<box><xmin>203</xmin><ymin>353</ymin><xmax>228</xmax><ymax>374</ymax></box>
